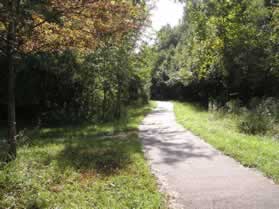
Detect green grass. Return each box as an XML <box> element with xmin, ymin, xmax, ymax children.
<box><xmin>0</xmin><ymin>102</ymin><xmax>165</xmax><ymax>209</ymax></box>
<box><xmin>174</xmin><ymin>101</ymin><xmax>279</xmax><ymax>183</ymax></box>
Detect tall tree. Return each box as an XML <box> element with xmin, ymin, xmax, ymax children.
<box><xmin>0</xmin><ymin>0</ymin><xmax>146</xmax><ymax>158</ymax></box>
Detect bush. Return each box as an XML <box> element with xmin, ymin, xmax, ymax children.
<box><xmin>239</xmin><ymin>111</ymin><xmax>271</xmax><ymax>135</ymax></box>
<box><xmin>239</xmin><ymin>97</ymin><xmax>279</xmax><ymax>135</ymax></box>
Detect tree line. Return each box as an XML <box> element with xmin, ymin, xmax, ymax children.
<box><xmin>0</xmin><ymin>0</ymin><xmax>149</xmax><ymax>159</ymax></box>
<box><xmin>149</xmin><ymin>0</ymin><xmax>278</xmax><ymax>106</ymax></box>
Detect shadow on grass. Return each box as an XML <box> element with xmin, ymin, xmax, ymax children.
<box><xmin>0</xmin><ymin>132</ymin><xmax>144</xmax><ymax>209</ymax></box>
<box><xmin>0</xmin><ymin>103</ymin><xmax>152</xmax><ymax>174</ymax></box>
<box><xmin>54</xmin><ymin>135</ymin><xmax>139</xmax><ymax>176</ymax></box>
<box><xmin>0</xmin><ymin>120</ymin><xmax>142</xmax><ymax>175</ymax></box>
<box><xmin>1</xmin><ymin>131</ymin><xmax>140</xmax><ymax>177</ymax></box>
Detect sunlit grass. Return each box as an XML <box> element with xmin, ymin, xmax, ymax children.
<box><xmin>174</xmin><ymin>101</ymin><xmax>279</xmax><ymax>183</ymax></box>
<box><xmin>0</xmin><ymin>102</ymin><xmax>165</xmax><ymax>209</ymax></box>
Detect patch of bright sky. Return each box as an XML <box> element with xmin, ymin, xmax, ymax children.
<box><xmin>142</xmin><ymin>0</ymin><xmax>184</xmax><ymax>45</ymax></box>
<box><xmin>151</xmin><ymin>0</ymin><xmax>184</xmax><ymax>31</ymax></box>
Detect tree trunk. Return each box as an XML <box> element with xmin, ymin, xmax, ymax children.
<box><xmin>115</xmin><ymin>79</ymin><xmax>122</xmax><ymax>119</ymax></box>
<box><xmin>7</xmin><ymin>0</ymin><xmax>17</xmax><ymax>159</ymax></box>
<box><xmin>7</xmin><ymin>53</ymin><xmax>17</xmax><ymax>159</ymax></box>
<box><xmin>102</xmin><ymin>83</ymin><xmax>107</xmax><ymax>120</ymax></box>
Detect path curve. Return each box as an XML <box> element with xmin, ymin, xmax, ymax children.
<box><xmin>139</xmin><ymin>101</ymin><xmax>279</xmax><ymax>209</ymax></box>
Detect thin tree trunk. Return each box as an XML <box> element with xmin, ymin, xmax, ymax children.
<box><xmin>7</xmin><ymin>0</ymin><xmax>17</xmax><ymax>159</ymax></box>
<box><xmin>7</xmin><ymin>53</ymin><xmax>16</xmax><ymax>159</ymax></box>
<box><xmin>102</xmin><ymin>83</ymin><xmax>107</xmax><ymax>120</ymax></box>
<box><xmin>116</xmin><ymin>78</ymin><xmax>122</xmax><ymax>119</ymax></box>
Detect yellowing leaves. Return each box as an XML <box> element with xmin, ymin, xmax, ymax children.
<box><xmin>19</xmin><ymin>0</ymin><xmax>146</xmax><ymax>53</ymax></box>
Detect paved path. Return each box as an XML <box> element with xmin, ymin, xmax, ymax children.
<box><xmin>139</xmin><ymin>101</ymin><xmax>279</xmax><ymax>209</ymax></box>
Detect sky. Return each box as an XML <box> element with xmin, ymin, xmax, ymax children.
<box><xmin>150</xmin><ymin>0</ymin><xmax>184</xmax><ymax>31</ymax></box>
<box><xmin>142</xmin><ymin>0</ymin><xmax>184</xmax><ymax>44</ymax></box>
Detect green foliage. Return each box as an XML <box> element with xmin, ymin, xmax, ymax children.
<box><xmin>0</xmin><ymin>0</ymin><xmax>150</xmax><ymax>153</ymax></box>
<box><xmin>0</xmin><ymin>38</ymin><xmax>152</xmax><ymax>123</ymax></box>
<box><xmin>148</xmin><ymin>0</ymin><xmax>279</xmax><ymax>105</ymax></box>
<box><xmin>0</xmin><ymin>103</ymin><xmax>165</xmax><ymax>209</ymax></box>
<box><xmin>174</xmin><ymin>101</ymin><xmax>279</xmax><ymax>183</ymax></box>
<box><xmin>208</xmin><ymin>97</ymin><xmax>279</xmax><ymax>135</ymax></box>
<box><xmin>239</xmin><ymin>97</ymin><xmax>279</xmax><ymax>135</ymax></box>
<box><xmin>150</xmin><ymin>25</ymin><xmax>183</xmax><ymax>100</ymax></box>
<box><xmin>240</xmin><ymin>111</ymin><xmax>271</xmax><ymax>135</ymax></box>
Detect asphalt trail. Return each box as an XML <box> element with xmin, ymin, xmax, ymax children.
<box><xmin>140</xmin><ymin>101</ymin><xmax>279</xmax><ymax>209</ymax></box>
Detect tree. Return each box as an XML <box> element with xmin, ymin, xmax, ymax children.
<box><xmin>0</xmin><ymin>0</ymin><xmax>146</xmax><ymax>159</ymax></box>
<box><xmin>147</xmin><ymin>0</ymin><xmax>278</xmax><ymax>106</ymax></box>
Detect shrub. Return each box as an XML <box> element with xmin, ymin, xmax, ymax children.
<box><xmin>239</xmin><ymin>111</ymin><xmax>271</xmax><ymax>135</ymax></box>
<box><xmin>239</xmin><ymin>97</ymin><xmax>279</xmax><ymax>135</ymax></box>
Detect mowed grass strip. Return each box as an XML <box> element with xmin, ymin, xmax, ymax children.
<box><xmin>0</xmin><ymin>102</ymin><xmax>165</xmax><ymax>209</ymax></box>
<box><xmin>174</xmin><ymin>101</ymin><xmax>279</xmax><ymax>183</ymax></box>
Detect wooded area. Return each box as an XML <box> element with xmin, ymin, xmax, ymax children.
<box><xmin>0</xmin><ymin>0</ymin><xmax>150</xmax><ymax>159</ymax></box>
<box><xmin>1</xmin><ymin>0</ymin><xmax>278</xmax><ymax>159</ymax></box>
<box><xmin>146</xmin><ymin>0</ymin><xmax>279</xmax><ymax>136</ymax></box>
<box><xmin>150</xmin><ymin>0</ymin><xmax>278</xmax><ymax>102</ymax></box>
<box><xmin>0</xmin><ymin>0</ymin><xmax>278</xmax><ymax>208</ymax></box>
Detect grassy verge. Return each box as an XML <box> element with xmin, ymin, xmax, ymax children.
<box><xmin>174</xmin><ymin>101</ymin><xmax>279</xmax><ymax>183</ymax></box>
<box><xmin>0</xmin><ymin>102</ymin><xmax>165</xmax><ymax>209</ymax></box>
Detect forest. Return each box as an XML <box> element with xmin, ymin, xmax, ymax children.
<box><xmin>0</xmin><ymin>0</ymin><xmax>151</xmax><ymax>158</ymax></box>
<box><xmin>0</xmin><ymin>0</ymin><xmax>278</xmax><ymax>208</ymax></box>
<box><xmin>149</xmin><ymin>0</ymin><xmax>279</xmax><ymax>135</ymax></box>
